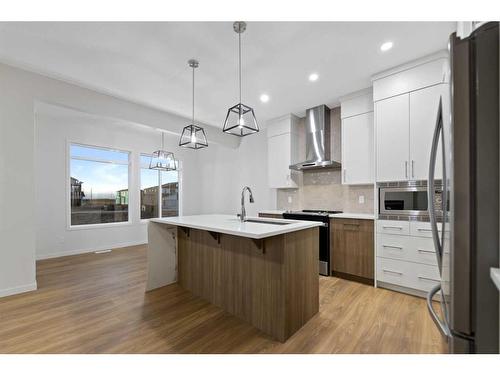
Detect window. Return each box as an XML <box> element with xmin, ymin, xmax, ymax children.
<box><xmin>140</xmin><ymin>155</ymin><xmax>159</xmax><ymax>219</ymax></box>
<box><xmin>70</xmin><ymin>144</ymin><xmax>130</xmax><ymax>226</ymax></box>
<box><xmin>140</xmin><ymin>154</ymin><xmax>179</xmax><ymax>219</ymax></box>
<box><xmin>161</xmin><ymin>169</ymin><xmax>179</xmax><ymax>217</ymax></box>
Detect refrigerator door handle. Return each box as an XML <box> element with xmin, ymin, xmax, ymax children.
<box><xmin>427</xmin><ymin>283</ymin><xmax>451</xmax><ymax>338</ymax></box>
<box><xmin>428</xmin><ymin>96</ymin><xmax>444</xmax><ymax>272</ymax></box>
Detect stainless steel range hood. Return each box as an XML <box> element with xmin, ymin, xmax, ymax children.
<box><xmin>289</xmin><ymin>104</ymin><xmax>341</xmax><ymax>171</ymax></box>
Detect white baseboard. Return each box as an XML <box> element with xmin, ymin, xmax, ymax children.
<box><xmin>36</xmin><ymin>240</ymin><xmax>147</xmax><ymax>260</ymax></box>
<box><xmin>0</xmin><ymin>281</ymin><xmax>37</xmax><ymax>298</ymax></box>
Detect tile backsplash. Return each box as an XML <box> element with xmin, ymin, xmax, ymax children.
<box><xmin>276</xmin><ymin>169</ymin><xmax>374</xmax><ymax>213</ymax></box>
<box><xmin>275</xmin><ymin>106</ymin><xmax>374</xmax><ymax>214</ymax></box>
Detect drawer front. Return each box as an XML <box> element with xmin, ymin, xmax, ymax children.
<box><xmin>410</xmin><ymin>221</ymin><xmax>450</xmax><ymax>238</ymax></box>
<box><xmin>412</xmin><ymin>236</ymin><xmax>439</xmax><ymax>266</ymax></box>
<box><xmin>332</xmin><ymin>218</ymin><xmax>374</xmax><ymax>233</ymax></box>
<box><xmin>410</xmin><ymin>221</ymin><xmax>434</xmax><ymax>238</ymax></box>
<box><xmin>377</xmin><ymin>257</ymin><xmax>440</xmax><ymax>292</ymax></box>
<box><xmin>377</xmin><ymin>234</ymin><xmax>412</xmax><ymax>261</ymax></box>
<box><xmin>376</xmin><ymin>220</ymin><xmax>410</xmax><ymax>236</ymax></box>
<box><xmin>413</xmin><ymin>263</ymin><xmax>441</xmax><ymax>292</ymax></box>
<box><xmin>377</xmin><ymin>257</ymin><xmax>413</xmax><ymax>288</ymax></box>
<box><xmin>377</xmin><ymin>235</ymin><xmax>439</xmax><ymax>266</ymax></box>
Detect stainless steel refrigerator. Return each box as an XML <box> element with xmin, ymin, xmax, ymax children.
<box><xmin>427</xmin><ymin>21</ymin><xmax>499</xmax><ymax>353</ymax></box>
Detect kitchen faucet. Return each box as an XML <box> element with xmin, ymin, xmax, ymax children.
<box><xmin>239</xmin><ymin>186</ymin><xmax>254</xmax><ymax>222</ymax></box>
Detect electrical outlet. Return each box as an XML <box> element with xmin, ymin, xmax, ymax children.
<box><xmin>358</xmin><ymin>195</ymin><xmax>365</xmax><ymax>204</ymax></box>
<box><xmin>288</xmin><ymin>196</ymin><xmax>293</xmax><ymax>204</ymax></box>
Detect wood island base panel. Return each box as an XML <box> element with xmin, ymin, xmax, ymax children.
<box><xmin>177</xmin><ymin>227</ymin><xmax>319</xmax><ymax>342</ymax></box>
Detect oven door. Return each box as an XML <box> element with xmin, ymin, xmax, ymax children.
<box><xmin>379</xmin><ymin>187</ymin><xmax>430</xmax><ymax>217</ymax></box>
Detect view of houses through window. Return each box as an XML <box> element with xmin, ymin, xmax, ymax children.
<box><xmin>140</xmin><ymin>154</ymin><xmax>179</xmax><ymax>219</ymax></box>
<box><xmin>70</xmin><ymin>144</ymin><xmax>179</xmax><ymax>227</ymax></box>
<box><xmin>70</xmin><ymin>144</ymin><xmax>130</xmax><ymax>226</ymax></box>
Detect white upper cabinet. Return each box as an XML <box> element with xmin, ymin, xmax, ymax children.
<box><xmin>342</xmin><ymin>112</ymin><xmax>374</xmax><ymax>184</ymax></box>
<box><xmin>340</xmin><ymin>89</ymin><xmax>374</xmax><ymax>185</ymax></box>
<box><xmin>372</xmin><ymin>53</ymin><xmax>449</xmax><ymax>101</ymax></box>
<box><xmin>267</xmin><ymin>114</ymin><xmax>299</xmax><ymax>189</ymax></box>
<box><xmin>373</xmin><ymin>52</ymin><xmax>450</xmax><ymax>183</ymax></box>
<box><xmin>375</xmin><ymin>93</ymin><xmax>410</xmax><ymax>182</ymax></box>
<box><xmin>409</xmin><ymin>84</ymin><xmax>447</xmax><ymax>180</ymax></box>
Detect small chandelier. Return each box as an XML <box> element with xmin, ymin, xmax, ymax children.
<box><xmin>223</xmin><ymin>21</ymin><xmax>259</xmax><ymax>137</ymax></box>
<box><xmin>179</xmin><ymin>59</ymin><xmax>208</xmax><ymax>149</ymax></box>
<box><xmin>149</xmin><ymin>131</ymin><xmax>177</xmax><ymax>171</ymax></box>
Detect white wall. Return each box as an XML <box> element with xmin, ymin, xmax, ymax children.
<box><xmin>0</xmin><ymin>61</ymin><xmax>237</xmax><ymax>298</ymax></box>
<box><xmin>196</xmin><ymin>130</ymin><xmax>276</xmax><ymax>217</ymax></box>
<box><xmin>34</xmin><ymin>104</ymin><xmax>199</xmax><ymax>259</ymax></box>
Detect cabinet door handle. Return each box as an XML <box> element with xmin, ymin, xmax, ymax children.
<box><xmin>383</xmin><ymin>269</ymin><xmax>403</xmax><ymax>276</ymax></box>
<box><xmin>405</xmin><ymin>161</ymin><xmax>408</xmax><ymax>179</ymax></box>
<box><xmin>382</xmin><ymin>244</ymin><xmax>403</xmax><ymax>250</ymax></box>
<box><xmin>417</xmin><ymin>228</ymin><xmax>433</xmax><ymax>232</ymax></box>
<box><xmin>411</xmin><ymin>160</ymin><xmax>415</xmax><ymax>178</ymax></box>
<box><xmin>418</xmin><ymin>276</ymin><xmax>440</xmax><ymax>282</ymax></box>
<box><xmin>417</xmin><ymin>248</ymin><xmax>435</xmax><ymax>254</ymax></box>
<box><xmin>382</xmin><ymin>225</ymin><xmax>403</xmax><ymax>230</ymax></box>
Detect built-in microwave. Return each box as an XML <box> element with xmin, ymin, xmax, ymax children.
<box><xmin>378</xmin><ymin>180</ymin><xmax>443</xmax><ymax>219</ymax></box>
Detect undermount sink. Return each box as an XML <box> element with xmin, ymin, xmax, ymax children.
<box><xmin>244</xmin><ymin>219</ymin><xmax>291</xmax><ymax>226</ymax></box>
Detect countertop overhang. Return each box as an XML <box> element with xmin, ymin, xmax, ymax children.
<box><xmin>150</xmin><ymin>214</ymin><xmax>322</xmax><ymax>239</ymax></box>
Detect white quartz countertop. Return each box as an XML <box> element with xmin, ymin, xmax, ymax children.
<box><xmin>150</xmin><ymin>214</ymin><xmax>322</xmax><ymax>239</ymax></box>
<box><xmin>329</xmin><ymin>213</ymin><xmax>375</xmax><ymax>220</ymax></box>
<box><xmin>491</xmin><ymin>268</ymin><xmax>500</xmax><ymax>292</ymax></box>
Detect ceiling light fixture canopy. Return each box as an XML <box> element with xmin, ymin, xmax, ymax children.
<box><xmin>179</xmin><ymin>59</ymin><xmax>208</xmax><ymax>149</ymax></box>
<box><xmin>150</xmin><ymin>131</ymin><xmax>177</xmax><ymax>171</ymax></box>
<box><xmin>223</xmin><ymin>21</ymin><xmax>259</xmax><ymax>137</ymax></box>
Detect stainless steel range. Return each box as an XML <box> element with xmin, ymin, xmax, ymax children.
<box><xmin>282</xmin><ymin>210</ymin><xmax>342</xmax><ymax>276</ymax></box>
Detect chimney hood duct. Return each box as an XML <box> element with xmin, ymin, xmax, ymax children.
<box><xmin>289</xmin><ymin>105</ymin><xmax>341</xmax><ymax>171</ymax></box>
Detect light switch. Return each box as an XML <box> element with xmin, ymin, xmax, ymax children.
<box><xmin>288</xmin><ymin>196</ymin><xmax>293</xmax><ymax>204</ymax></box>
<box><xmin>358</xmin><ymin>195</ymin><xmax>365</xmax><ymax>204</ymax></box>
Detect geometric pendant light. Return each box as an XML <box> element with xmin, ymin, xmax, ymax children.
<box><xmin>179</xmin><ymin>59</ymin><xmax>208</xmax><ymax>149</ymax></box>
<box><xmin>222</xmin><ymin>21</ymin><xmax>259</xmax><ymax>137</ymax></box>
<box><xmin>149</xmin><ymin>131</ymin><xmax>177</xmax><ymax>171</ymax></box>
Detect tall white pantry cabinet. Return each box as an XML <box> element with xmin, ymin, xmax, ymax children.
<box><xmin>372</xmin><ymin>52</ymin><xmax>451</xmax><ymax>296</ymax></box>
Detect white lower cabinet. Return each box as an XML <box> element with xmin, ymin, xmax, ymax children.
<box><xmin>376</xmin><ymin>220</ymin><xmax>441</xmax><ymax>294</ymax></box>
<box><xmin>377</xmin><ymin>258</ymin><xmax>440</xmax><ymax>292</ymax></box>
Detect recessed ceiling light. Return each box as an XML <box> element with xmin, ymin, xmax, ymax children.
<box><xmin>260</xmin><ymin>94</ymin><xmax>270</xmax><ymax>103</ymax></box>
<box><xmin>380</xmin><ymin>41</ymin><xmax>393</xmax><ymax>52</ymax></box>
<box><xmin>309</xmin><ymin>73</ymin><xmax>319</xmax><ymax>82</ymax></box>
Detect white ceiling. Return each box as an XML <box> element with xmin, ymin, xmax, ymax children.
<box><xmin>0</xmin><ymin>22</ymin><xmax>456</xmax><ymax>127</ymax></box>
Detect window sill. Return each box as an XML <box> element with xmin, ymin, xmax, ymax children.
<box><xmin>67</xmin><ymin>221</ymin><xmax>134</xmax><ymax>231</ymax></box>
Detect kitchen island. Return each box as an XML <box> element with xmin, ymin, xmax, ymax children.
<box><xmin>147</xmin><ymin>214</ymin><xmax>321</xmax><ymax>342</ymax></box>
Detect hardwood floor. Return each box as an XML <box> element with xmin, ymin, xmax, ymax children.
<box><xmin>0</xmin><ymin>245</ymin><xmax>447</xmax><ymax>354</ymax></box>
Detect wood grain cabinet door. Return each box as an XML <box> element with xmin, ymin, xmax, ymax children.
<box><xmin>331</xmin><ymin>219</ymin><xmax>374</xmax><ymax>282</ymax></box>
